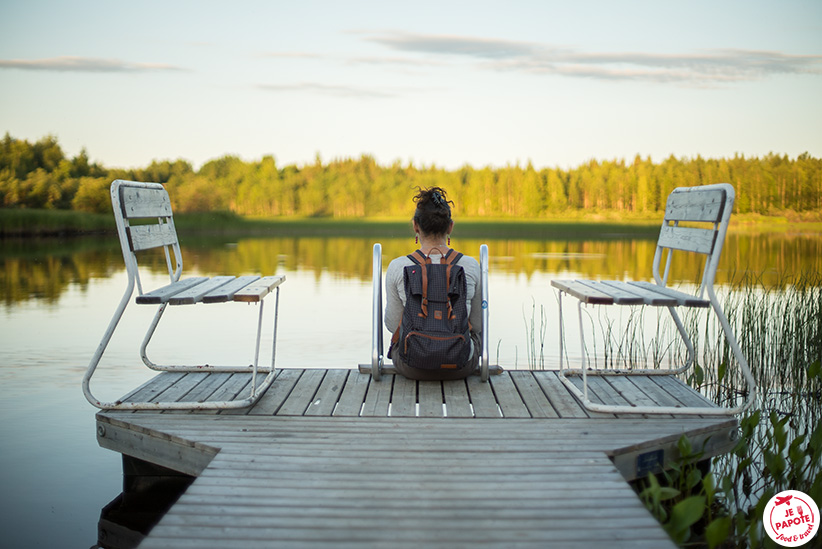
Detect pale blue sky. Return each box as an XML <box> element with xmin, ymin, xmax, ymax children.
<box><xmin>1</xmin><ymin>0</ymin><xmax>821</xmax><ymax>170</ymax></box>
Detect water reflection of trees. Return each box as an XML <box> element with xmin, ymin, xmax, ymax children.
<box><xmin>0</xmin><ymin>238</ymin><xmax>122</xmax><ymax>306</ymax></box>
<box><xmin>2</xmin><ymin>232</ymin><xmax>820</xmax><ymax>305</ymax></box>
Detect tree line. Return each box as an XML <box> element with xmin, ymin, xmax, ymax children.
<box><xmin>2</xmin><ymin>133</ymin><xmax>820</xmax><ymax>219</ymax></box>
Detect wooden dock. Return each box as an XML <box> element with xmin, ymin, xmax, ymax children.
<box><xmin>95</xmin><ymin>368</ymin><xmax>739</xmax><ymax>548</ymax></box>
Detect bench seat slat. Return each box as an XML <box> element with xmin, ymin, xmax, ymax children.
<box><xmin>168</xmin><ymin>276</ymin><xmax>237</xmax><ymax>305</ymax></box>
<box><xmin>599</xmin><ymin>281</ymin><xmax>677</xmax><ymax>306</ymax></box>
<box><xmin>577</xmin><ymin>281</ymin><xmax>644</xmax><ymax>305</ymax></box>
<box><xmin>627</xmin><ymin>281</ymin><xmax>710</xmax><ymax>308</ymax></box>
<box><xmin>550</xmin><ymin>280</ymin><xmax>614</xmax><ymax>305</ymax></box>
<box><xmin>136</xmin><ymin>277</ymin><xmax>209</xmax><ymax>305</ymax></box>
<box><xmin>234</xmin><ymin>275</ymin><xmax>287</xmax><ymax>303</ymax></box>
<box><xmin>202</xmin><ymin>275</ymin><xmax>262</xmax><ymax>303</ymax></box>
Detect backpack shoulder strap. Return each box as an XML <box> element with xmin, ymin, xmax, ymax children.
<box><xmin>406</xmin><ymin>249</ymin><xmax>430</xmax><ymax>317</ymax></box>
<box><xmin>442</xmin><ymin>250</ymin><xmax>464</xmax><ymax>319</ymax></box>
<box><xmin>407</xmin><ymin>249</ymin><xmax>430</xmax><ymax>265</ymax></box>
<box><xmin>441</xmin><ymin>249</ymin><xmax>463</xmax><ymax>265</ymax></box>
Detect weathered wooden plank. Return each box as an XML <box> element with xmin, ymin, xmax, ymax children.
<box><xmin>531</xmin><ymin>371</ymin><xmax>591</xmax><ymax>418</ymax></box>
<box><xmin>277</xmin><ymin>369</ymin><xmax>325</xmax><ymax>416</ymax></box>
<box><xmin>168</xmin><ymin>276</ymin><xmax>236</xmax><ymax>305</ymax></box>
<box><xmin>578</xmin><ymin>280</ymin><xmax>644</xmax><ymax>305</ymax></box>
<box><xmin>119</xmin><ymin>371</ymin><xmax>186</xmax><ymax>405</ymax></box>
<box><xmin>604</xmin><ymin>375</ymin><xmax>673</xmax><ymax>418</ymax></box>
<box><xmin>627</xmin><ymin>281</ymin><xmax>710</xmax><ymax>308</ymax></box>
<box><xmin>247</xmin><ymin>368</ymin><xmax>303</xmax><ymax>416</ymax></box>
<box><xmin>141</xmin><ymin>539</ymin><xmax>668</xmax><ymax>549</ymax></box>
<box><xmin>96</xmin><ymin>418</ymin><xmax>217</xmax><ymax>477</ymax></box>
<box><xmin>509</xmin><ymin>371</ymin><xmax>559</xmax><ymax>418</ymax></box>
<box><xmin>658</xmin><ymin>225</ymin><xmax>716</xmax><ymax>254</ymax></box>
<box><xmin>358</xmin><ymin>363</ymin><xmax>505</xmax><ymax>376</ymax></box>
<box><xmin>585</xmin><ymin>376</ymin><xmax>633</xmax><ymax>407</ymax></box>
<box><xmin>332</xmin><ymin>371</ymin><xmax>370</xmax><ymax>416</ymax></box>
<box><xmin>600</xmin><ymin>280</ymin><xmax>677</xmax><ymax>306</ymax></box>
<box><xmin>233</xmin><ymin>275</ymin><xmax>286</xmax><ymax>303</ymax></box>
<box><xmin>162</xmin><ymin>373</ymin><xmax>234</xmax><ymax>414</ymax></box>
<box><xmin>489</xmin><ymin>372</ymin><xmax>531</xmax><ymax>418</ymax></box>
<box><xmin>360</xmin><ymin>374</ymin><xmax>394</xmax><ymax>416</ymax></box>
<box><xmin>120</xmin><ymin>185</ymin><xmax>173</xmax><ymax>218</ymax></box>
<box><xmin>390</xmin><ymin>375</ymin><xmax>417</xmax><ymax>417</ymax></box>
<box><xmin>304</xmin><ymin>369</ymin><xmax>348</xmax><ymax>416</ymax></box>
<box><xmin>219</xmin><ymin>372</ymin><xmax>280</xmax><ymax>416</ymax></box>
<box><xmin>153</xmin><ymin>373</ymin><xmax>214</xmax><ymax>406</ymax></box>
<box><xmin>155</xmin><ymin>511</ymin><xmax>665</xmax><ymax>532</ymax></box>
<box><xmin>665</xmin><ymin>187</ymin><xmax>726</xmax><ymax>222</ymax></box>
<box><xmin>144</xmin><ymin>519</ymin><xmax>672</xmax><ymax>545</ymax></box>
<box><xmin>211</xmin><ymin>450</ymin><xmax>633</xmax><ymax>467</ymax></box>
<box><xmin>128</xmin><ymin>222</ymin><xmax>178</xmax><ymax>252</ymax></box>
<box><xmin>442</xmin><ymin>379</ymin><xmax>473</xmax><ymax>417</ymax></box>
<box><xmin>465</xmin><ymin>375</ymin><xmax>500</xmax><ymax>417</ymax></box>
<box><xmin>136</xmin><ymin>277</ymin><xmax>208</xmax><ymax>305</ymax></box>
<box><xmin>201</xmin><ymin>275</ymin><xmax>261</xmax><ymax>304</ymax></box>
<box><xmin>169</xmin><ymin>495</ymin><xmax>656</xmax><ymax>516</ymax></box>
<box><xmin>550</xmin><ymin>279</ymin><xmax>614</xmax><ymax>305</ymax></box>
<box><xmin>651</xmin><ymin>375</ymin><xmax>718</xmax><ymax>409</ymax></box>
<box><xmin>418</xmin><ymin>380</ymin><xmax>444</xmax><ymax>417</ymax></box>
<box><xmin>123</xmin><ymin>413</ymin><xmax>727</xmax><ymax>436</ymax></box>
<box><xmin>626</xmin><ymin>375</ymin><xmax>686</xmax><ymax>409</ymax></box>
<box><xmin>196</xmin><ymin>374</ymin><xmax>253</xmax><ymax>415</ymax></box>
<box><xmin>196</xmin><ymin>469</ymin><xmax>632</xmax><ymax>487</ymax></box>
<box><xmin>565</xmin><ymin>375</ymin><xmax>619</xmax><ymax>418</ymax></box>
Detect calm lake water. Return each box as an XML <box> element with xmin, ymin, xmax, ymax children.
<box><xmin>0</xmin><ymin>228</ymin><xmax>820</xmax><ymax>548</ymax></box>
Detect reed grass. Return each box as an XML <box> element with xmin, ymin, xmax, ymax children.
<box><xmin>625</xmin><ymin>272</ymin><xmax>822</xmax><ymax>547</ymax></box>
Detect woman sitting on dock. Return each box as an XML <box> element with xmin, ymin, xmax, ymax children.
<box><xmin>385</xmin><ymin>187</ymin><xmax>483</xmax><ymax>380</ymax></box>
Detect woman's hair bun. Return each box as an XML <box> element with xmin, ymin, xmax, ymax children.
<box><xmin>413</xmin><ymin>186</ymin><xmax>453</xmax><ymax>236</ymax></box>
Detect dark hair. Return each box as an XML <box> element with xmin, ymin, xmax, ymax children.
<box><xmin>412</xmin><ymin>186</ymin><xmax>453</xmax><ymax>236</ymax></box>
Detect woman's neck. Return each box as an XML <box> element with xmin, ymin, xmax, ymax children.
<box><xmin>418</xmin><ymin>235</ymin><xmax>449</xmax><ymax>256</ymax></box>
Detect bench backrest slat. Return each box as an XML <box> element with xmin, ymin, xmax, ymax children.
<box><xmin>664</xmin><ymin>188</ymin><xmax>726</xmax><ymax>222</ymax></box>
<box><xmin>128</xmin><ymin>223</ymin><xmax>179</xmax><ymax>251</ymax></box>
<box><xmin>658</xmin><ymin>225</ymin><xmax>717</xmax><ymax>255</ymax></box>
<box><xmin>120</xmin><ymin>186</ymin><xmax>173</xmax><ymax>218</ymax></box>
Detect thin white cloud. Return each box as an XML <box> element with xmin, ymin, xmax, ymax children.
<box><xmin>0</xmin><ymin>56</ymin><xmax>187</xmax><ymax>73</ymax></box>
<box><xmin>257</xmin><ymin>82</ymin><xmax>395</xmax><ymax>99</ymax></box>
<box><xmin>345</xmin><ymin>56</ymin><xmax>440</xmax><ymax>68</ymax></box>
<box><xmin>364</xmin><ymin>31</ymin><xmax>822</xmax><ymax>85</ymax></box>
<box><xmin>258</xmin><ymin>51</ymin><xmax>323</xmax><ymax>60</ymax></box>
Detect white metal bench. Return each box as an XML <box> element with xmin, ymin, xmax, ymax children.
<box><xmin>551</xmin><ymin>183</ymin><xmax>756</xmax><ymax>415</ymax></box>
<box><xmin>82</xmin><ymin>180</ymin><xmax>285</xmax><ymax>410</ymax></box>
<box><xmin>365</xmin><ymin>243</ymin><xmax>492</xmax><ymax>381</ymax></box>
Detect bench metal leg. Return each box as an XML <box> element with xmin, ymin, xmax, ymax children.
<box><xmin>556</xmin><ymin>289</ymin><xmax>756</xmax><ymax>416</ymax></box>
<box><xmin>83</xmin><ymin>284</ymin><xmax>282</xmax><ymax>410</ymax></box>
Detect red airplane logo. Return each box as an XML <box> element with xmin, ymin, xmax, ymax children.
<box><xmin>775</xmin><ymin>495</ymin><xmax>793</xmax><ymax>506</ymax></box>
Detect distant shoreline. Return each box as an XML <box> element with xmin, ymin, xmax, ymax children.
<box><xmin>1</xmin><ymin>208</ymin><xmax>820</xmax><ymax>239</ymax></box>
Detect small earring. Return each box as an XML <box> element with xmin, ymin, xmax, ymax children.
<box><xmin>415</xmin><ymin>234</ymin><xmax>419</xmax><ymax>244</ymax></box>
<box><xmin>447</xmin><ymin>235</ymin><xmax>451</xmax><ymax>246</ymax></box>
